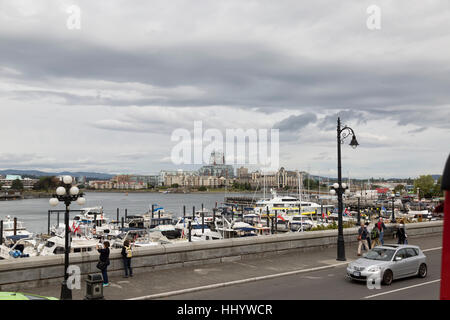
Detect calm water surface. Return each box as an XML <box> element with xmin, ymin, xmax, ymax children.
<box><xmin>0</xmin><ymin>192</ymin><xmax>260</xmax><ymax>234</ymax></box>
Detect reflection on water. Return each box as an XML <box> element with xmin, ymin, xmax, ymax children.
<box><xmin>0</xmin><ymin>192</ymin><xmax>259</xmax><ymax>234</ymax></box>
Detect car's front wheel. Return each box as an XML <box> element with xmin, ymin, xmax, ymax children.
<box><xmin>418</xmin><ymin>263</ymin><xmax>427</xmax><ymax>278</ymax></box>
<box><xmin>382</xmin><ymin>269</ymin><xmax>393</xmax><ymax>285</ymax></box>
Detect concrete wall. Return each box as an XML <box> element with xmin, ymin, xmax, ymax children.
<box><xmin>0</xmin><ymin>221</ymin><xmax>443</xmax><ymax>291</ymax></box>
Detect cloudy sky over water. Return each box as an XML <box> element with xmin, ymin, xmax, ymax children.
<box><xmin>0</xmin><ymin>0</ymin><xmax>449</xmax><ymax>178</ymax></box>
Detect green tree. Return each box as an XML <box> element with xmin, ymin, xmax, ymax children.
<box><xmin>171</xmin><ymin>183</ymin><xmax>179</xmax><ymax>188</ymax></box>
<box><xmin>11</xmin><ymin>179</ymin><xmax>24</xmax><ymax>190</ymax></box>
<box><xmin>198</xmin><ymin>186</ymin><xmax>207</xmax><ymax>191</ymax></box>
<box><xmin>414</xmin><ymin>175</ymin><xmax>436</xmax><ymax>198</ymax></box>
<box><xmin>33</xmin><ymin>176</ymin><xmax>59</xmax><ymax>192</ymax></box>
<box><xmin>432</xmin><ymin>176</ymin><xmax>444</xmax><ymax>198</ymax></box>
<box><xmin>394</xmin><ymin>184</ymin><xmax>405</xmax><ymax>193</ymax></box>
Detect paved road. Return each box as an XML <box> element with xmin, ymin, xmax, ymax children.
<box><xmin>162</xmin><ymin>238</ymin><xmax>442</xmax><ymax>300</ymax></box>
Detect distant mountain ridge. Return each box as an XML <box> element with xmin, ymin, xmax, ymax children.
<box><xmin>0</xmin><ymin>169</ymin><xmax>115</xmax><ymax>180</ymax></box>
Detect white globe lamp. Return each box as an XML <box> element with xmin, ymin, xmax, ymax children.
<box><xmin>63</xmin><ymin>176</ymin><xmax>73</xmax><ymax>185</ymax></box>
<box><xmin>76</xmin><ymin>197</ymin><xmax>86</xmax><ymax>206</ymax></box>
<box><xmin>49</xmin><ymin>198</ymin><xmax>59</xmax><ymax>207</ymax></box>
<box><xmin>56</xmin><ymin>187</ymin><xmax>66</xmax><ymax>196</ymax></box>
<box><xmin>70</xmin><ymin>186</ymin><xmax>79</xmax><ymax>196</ymax></box>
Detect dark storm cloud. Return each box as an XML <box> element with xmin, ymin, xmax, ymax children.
<box><xmin>273</xmin><ymin>112</ymin><xmax>317</xmax><ymax>132</ymax></box>
<box><xmin>2</xmin><ymin>33</ymin><xmax>450</xmax><ymax>130</ymax></box>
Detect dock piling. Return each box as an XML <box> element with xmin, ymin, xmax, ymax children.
<box><xmin>13</xmin><ymin>217</ymin><xmax>17</xmax><ymax>236</ymax></box>
<box><xmin>125</xmin><ymin>209</ymin><xmax>128</xmax><ymax>220</ymax></box>
<box><xmin>121</xmin><ymin>217</ymin><xmax>124</xmax><ymax>228</ymax></box>
<box><xmin>202</xmin><ymin>212</ymin><xmax>205</xmax><ymax>234</ymax></box>
<box><xmin>117</xmin><ymin>208</ymin><xmax>119</xmax><ymax>224</ymax></box>
<box><xmin>151</xmin><ymin>204</ymin><xmax>154</xmax><ymax>219</ymax></box>
<box><xmin>188</xmin><ymin>221</ymin><xmax>192</xmax><ymax>242</ymax></box>
<box><xmin>0</xmin><ymin>220</ymin><xmax>3</xmax><ymax>245</ymax></box>
<box><xmin>48</xmin><ymin>210</ymin><xmax>51</xmax><ymax>235</ymax></box>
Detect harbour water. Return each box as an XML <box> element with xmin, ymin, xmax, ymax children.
<box><xmin>0</xmin><ymin>192</ymin><xmax>259</xmax><ymax>234</ymax></box>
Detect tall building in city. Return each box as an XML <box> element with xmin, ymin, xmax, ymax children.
<box><xmin>199</xmin><ymin>151</ymin><xmax>234</xmax><ymax>178</ymax></box>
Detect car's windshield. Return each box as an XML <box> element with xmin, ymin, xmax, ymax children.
<box><xmin>364</xmin><ymin>248</ymin><xmax>396</xmax><ymax>261</ymax></box>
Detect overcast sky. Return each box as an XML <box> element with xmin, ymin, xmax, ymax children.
<box><xmin>0</xmin><ymin>0</ymin><xmax>449</xmax><ymax>178</ymax></box>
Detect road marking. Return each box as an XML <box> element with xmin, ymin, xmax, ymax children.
<box><xmin>422</xmin><ymin>247</ymin><xmax>442</xmax><ymax>252</ymax></box>
<box><xmin>128</xmin><ymin>261</ymin><xmax>350</xmax><ymax>300</ymax></box>
<box><xmin>364</xmin><ymin>279</ymin><xmax>441</xmax><ymax>299</ymax></box>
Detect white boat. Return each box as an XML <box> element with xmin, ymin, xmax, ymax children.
<box><xmin>287</xmin><ymin>215</ymin><xmax>314</xmax><ymax>231</ymax></box>
<box><xmin>1</xmin><ymin>215</ymin><xmax>33</xmax><ymax>240</ymax></box>
<box><xmin>174</xmin><ymin>217</ymin><xmax>211</xmax><ymax>237</ymax></box>
<box><xmin>253</xmin><ymin>190</ymin><xmax>328</xmax><ymax>216</ymax></box>
<box><xmin>191</xmin><ymin>230</ymin><xmax>223</xmax><ymax>241</ymax></box>
<box><xmin>38</xmin><ymin>235</ymin><xmax>99</xmax><ymax>256</ymax></box>
<box><xmin>214</xmin><ymin>217</ymin><xmax>258</xmax><ymax>238</ymax></box>
<box><xmin>148</xmin><ymin>217</ymin><xmax>181</xmax><ymax>239</ymax></box>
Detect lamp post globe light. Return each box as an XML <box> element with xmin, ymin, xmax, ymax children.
<box><xmin>49</xmin><ymin>176</ymin><xmax>86</xmax><ymax>300</ymax></box>
<box><xmin>334</xmin><ymin>117</ymin><xmax>359</xmax><ymax>261</ymax></box>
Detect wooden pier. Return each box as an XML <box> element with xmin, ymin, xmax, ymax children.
<box><xmin>0</xmin><ymin>191</ymin><xmax>23</xmax><ymax>201</ymax></box>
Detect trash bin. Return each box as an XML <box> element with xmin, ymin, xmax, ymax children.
<box><xmin>85</xmin><ymin>274</ymin><xmax>104</xmax><ymax>300</ymax></box>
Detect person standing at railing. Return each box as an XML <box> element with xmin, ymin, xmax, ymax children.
<box><xmin>121</xmin><ymin>239</ymin><xmax>133</xmax><ymax>278</ymax></box>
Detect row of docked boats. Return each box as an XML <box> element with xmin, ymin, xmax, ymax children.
<box><xmin>1</xmin><ymin>190</ymin><xmax>434</xmax><ymax>260</ymax></box>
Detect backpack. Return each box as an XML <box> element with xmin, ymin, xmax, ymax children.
<box><xmin>125</xmin><ymin>246</ymin><xmax>132</xmax><ymax>258</ymax></box>
<box><xmin>371</xmin><ymin>227</ymin><xmax>379</xmax><ymax>240</ymax></box>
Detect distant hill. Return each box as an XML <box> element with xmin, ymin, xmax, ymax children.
<box><xmin>0</xmin><ymin>169</ymin><xmax>115</xmax><ymax>180</ymax></box>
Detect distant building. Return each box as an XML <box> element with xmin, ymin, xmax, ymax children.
<box><xmin>0</xmin><ymin>175</ymin><xmax>38</xmax><ymax>190</ymax></box>
<box><xmin>198</xmin><ymin>151</ymin><xmax>235</xmax><ymax>178</ymax></box>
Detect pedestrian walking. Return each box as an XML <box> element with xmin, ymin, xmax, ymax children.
<box><xmin>396</xmin><ymin>223</ymin><xmax>408</xmax><ymax>244</ymax></box>
<box><xmin>370</xmin><ymin>222</ymin><xmax>381</xmax><ymax>248</ymax></box>
<box><xmin>96</xmin><ymin>241</ymin><xmax>110</xmax><ymax>287</ymax></box>
<box><xmin>376</xmin><ymin>217</ymin><xmax>387</xmax><ymax>245</ymax></box>
<box><xmin>357</xmin><ymin>223</ymin><xmax>370</xmax><ymax>256</ymax></box>
<box><xmin>121</xmin><ymin>240</ymin><xmax>133</xmax><ymax>278</ymax></box>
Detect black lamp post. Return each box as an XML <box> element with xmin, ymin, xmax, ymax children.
<box><xmin>331</xmin><ymin>117</ymin><xmax>359</xmax><ymax>261</ymax></box>
<box><xmin>391</xmin><ymin>195</ymin><xmax>396</xmax><ymax>223</ymax></box>
<box><xmin>356</xmin><ymin>195</ymin><xmax>361</xmax><ymax>225</ymax></box>
<box><xmin>49</xmin><ymin>176</ymin><xmax>86</xmax><ymax>300</ymax></box>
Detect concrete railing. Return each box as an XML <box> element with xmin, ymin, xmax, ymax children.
<box><xmin>0</xmin><ymin>220</ymin><xmax>443</xmax><ymax>291</ymax></box>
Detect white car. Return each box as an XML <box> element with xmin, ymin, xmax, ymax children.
<box><xmin>346</xmin><ymin>244</ymin><xmax>427</xmax><ymax>285</ymax></box>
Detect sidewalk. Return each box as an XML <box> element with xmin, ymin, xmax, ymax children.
<box><xmin>24</xmin><ymin>234</ymin><xmax>443</xmax><ymax>300</ymax></box>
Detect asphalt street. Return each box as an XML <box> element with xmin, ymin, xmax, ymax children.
<box><xmin>162</xmin><ymin>237</ymin><xmax>443</xmax><ymax>300</ymax></box>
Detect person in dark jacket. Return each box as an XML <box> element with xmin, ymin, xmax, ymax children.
<box><xmin>357</xmin><ymin>223</ymin><xmax>369</xmax><ymax>256</ymax></box>
<box><xmin>97</xmin><ymin>241</ymin><xmax>110</xmax><ymax>287</ymax></box>
<box><xmin>121</xmin><ymin>240</ymin><xmax>133</xmax><ymax>278</ymax></box>
<box><xmin>396</xmin><ymin>224</ymin><xmax>407</xmax><ymax>244</ymax></box>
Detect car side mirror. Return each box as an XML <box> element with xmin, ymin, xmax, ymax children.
<box><xmin>395</xmin><ymin>256</ymin><xmax>402</xmax><ymax>262</ymax></box>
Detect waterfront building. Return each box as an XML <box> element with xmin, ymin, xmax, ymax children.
<box><xmin>198</xmin><ymin>151</ymin><xmax>235</xmax><ymax>178</ymax></box>
<box><xmin>0</xmin><ymin>175</ymin><xmax>38</xmax><ymax>190</ymax></box>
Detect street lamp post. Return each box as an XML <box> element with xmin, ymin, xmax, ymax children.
<box><xmin>49</xmin><ymin>176</ymin><xmax>86</xmax><ymax>300</ymax></box>
<box><xmin>391</xmin><ymin>195</ymin><xmax>396</xmax><ymax>223</ymax></box>
<box><xmin>356</xmin><ymin>194</ymin><xmax>361</xmax><ymax>226</ymax></box>
<box><xmin>332</xmin><ymin>117</ymin><xmax>359</xmax><ymax>261</ymax></box>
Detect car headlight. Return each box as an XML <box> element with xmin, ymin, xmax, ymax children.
<box><xmin>367</xmin><ymin>266</ymin><xmax>381</xmax><ymax>272</ymax></box>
